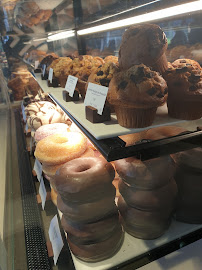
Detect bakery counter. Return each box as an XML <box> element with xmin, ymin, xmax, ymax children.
<box><xmin>34</xmin><ymin>73</ymin><xmax>202</xmax><ymax>162</ymax></box>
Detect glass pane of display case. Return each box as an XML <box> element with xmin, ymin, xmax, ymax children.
<box><xmin>1</xmin><ymin>0</ymin><xmax>202</xmax><ymax>269</ymax></box>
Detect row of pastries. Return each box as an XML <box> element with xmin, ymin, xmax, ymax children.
<box><xmin>22</xmin><ymin>98</ymin><xmax>202</xmax><ymax>262</ymax></box>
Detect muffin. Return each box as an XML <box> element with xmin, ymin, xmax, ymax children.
<box><xmin>104</xmin><ymin>56</ymin><xmax>119</xmax><ymax>65</ymax></box>
<box><xmin>108</xmin><ymin>64</ymin><xmax>168</xmax><ymax>128</ymax></box>
<box><xmin>119</xmin><ymin>24</ymin><xmax>168</xmax><ymax>74</ymax></box>
<box><xmin>165</xmin><ymin>61</ymin><xmax>202</xmax><ymax>120</ymax></box>
<box><xmin>53</xmin><ymin>57</ymin><xmax>73</xmax><ymax>87</ymax></box>
<box><xmin>69</xmin><ymin>56</ymin><xmax>105</xmax><ymax>99</ymax></box>
<box><xmin>172</xmin><ymin>58</ymin><xmax>201</xmax><ymax>70</ymax></box>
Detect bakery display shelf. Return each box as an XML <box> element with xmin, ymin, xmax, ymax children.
<box><xmin>35</xmin><ymin>73</ymin><xmax>202</xmax><ymax>162</ymax></box>
<box><xmin>57</xmin><ymin>209</ymin><xmax>202</xmax><ymax>270</ymax></box>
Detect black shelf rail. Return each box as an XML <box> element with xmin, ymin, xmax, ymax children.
<box><xmin>49</xmin><ymin>94</ymin><xmax>202</xmax><ymax>162</ymax></box>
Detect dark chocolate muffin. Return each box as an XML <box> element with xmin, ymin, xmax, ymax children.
<box><xmin>119</xmin><ymin>24</ymin><xmax>168</xmax><ymax>73</ymax></box>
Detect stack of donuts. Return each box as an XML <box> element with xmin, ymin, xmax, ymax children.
<box><xmin>114</xmin><ymin>155</ymin><xmax>177</xmax><ymax>239</ymax></box>
<box><xmin>140</xmin><ymin>125</ymin><xmax>202</xmax><ymax>224</ymax></box>
<box><xmin>52</xmin><ymin>157</ymin><xmax>124</xmax><ymax>262</ymax></box>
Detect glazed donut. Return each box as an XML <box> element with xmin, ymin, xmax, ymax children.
<box><xmin>114</xmin><ymin>156</ymin><xmax>175</xmax><ymax>189</ymax></box>
<box><xmin>118</xmin><ymin>179</ymin><xmax>177</xmax><ymax>211</ymax></box>
<box><xmin>61</xmin><ymin>213</ymin><xmax>119</xmax><ymax>245</ymax></box>
<box><xmin>53</xmin><ymin>157</ymin><xmax>115</xmax><ymax>203</ymax></box>
<box><xmin>50</xmin><ymin>187</ymin><xmax>58</xmax><ymax>206</ymax></box>
<box><xmin>118</xmin><ymin>196</ymin><xmax>170</xmax><ymax>239</ymax></box>
<box><xmin>25</xmin><ymin>101</ymin><xmax>56</xmax><ymax>117</ymax></box>
<box><xmin>57</xmin><ymin>187</ymin><xmax>117</xmax><ymax>223</ymax></box>
<box><xmin>34</xmin><ymin>132</ymin><xmax>87</xmax><ymax>165</ymax></box>
<box><xmin>34</xmin><ymin>123</ymin><xmax>69</xmax><ymax>143</ymax></box>
<box><xmin>67</xmin><ymin>225</ymin><xmax>123</xmax><ymax>262</ymax></box>
<box><xmin>27</xmin><ymin>110</ymin><xmax>62</xmax><ymax>131</ymax></box>
<box><xmin>42</xmin><ymin>148</ymin><xmax>95</xmax><ymax>177</ymax></box>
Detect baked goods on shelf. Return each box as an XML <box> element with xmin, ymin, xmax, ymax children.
<box><xmin>34</xmin><ymin>123</ymin><xmax>70</xmax><ymax>143</ymax></box>
<box><xmin>51</xmin><ymin>156</ymin><xmax>123</xmax><ymax>262</ymax></box>
<box><xmin>16</xmin><ymin>1</ymin><xmax>52</xmax><ymax>27</ymax></box>
<box><xmin>25</xmin><ymin>101</ymin><xmax>56</xmax><ymax>117</ymax></box>
<box><xmin>53</xmin><ymin>157</ymin><xmax>115</xmax><ymax>203</ymax></box>
<box><xmin>132</xmin><ymin>125</ymin><xmax>202</xmax><ymax>224</ymax></box>
<box><xmin>27</xmin><ymin>110</ymin><xmax>62</xmax><ymax>131</ymax></box>
<box><xmin>35</xmin><ymin>132</ymin><xmax>87</xmax><ymax>165</ymax></box>
<box><xmin>107</xmin><ymin>64</ymin><xmax>168</xmax><ymax>128</ymax></box>
<box><xmin>8</xmin><ymin>73</ymin><xmax>41</xmax><ymax>101</ymax></box>
<box><xmin>118</xmin><ymin>24</ymin><xmax>168</xmax><ymax>73</ymax></box>
<box><xmin>164</xmin><ymin>59</ymin><xmax>202</xmax><ymax>120</ymax></box>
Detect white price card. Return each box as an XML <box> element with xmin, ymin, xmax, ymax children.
<box><xmin>48</xmin><ymin>68</ymin><xmax>53</xmax><ymax>83</ymax></box>
<box><xmin>42</xmin><ymin>64</ymin><xmax>46</xmax><ymax>76</ymax></box>
<box><xmin>65</xmin><ymin>75</ymin><xmax>78</xmax><ymax>97</ymax></box>
<box><xmin>25</xmin><ymin>122</ymin><xmax>29</xmax><ymax>134</ymax></box>
<box><xmin>39</xmin><ymin>176</ymin><xmax>47</xmax><ymax>210</ymax></box>
<box><xmin>84</xmin><ymin>82</ymin><xmax>109</xmax><ymax>115</ymax></box>
<box><xmin>35</xmin><ymin>60</ymin><xmax>39</xmax><ymax>69</ymax></box>
<box><xmin>49</xmin><ymin>215</ymin><xmax>64</xmax><ymax>265</ymax></box>
<box><xmin>21</xmin><ymin>102</ymin><xmax>26</xmax><ymax>122</ymax></box>
<box><xmin>34</xmin><ymin>159</ymin><xmax>42</xmax><ymax>182</ymax></box>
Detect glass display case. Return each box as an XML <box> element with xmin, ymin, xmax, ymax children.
<box><xmin>1</xmin><ymin>0</ymin><xmax>202</xmax><ymax>269</ymax></box>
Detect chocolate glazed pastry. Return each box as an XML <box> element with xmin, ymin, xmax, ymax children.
<box><xmin>118</xmin><ymin>178</ymin><xmax>177</xmax><ymax>211</ymax></box>
<box><xmin>119</xmin><ymin>24</ymin><xmax>168</xmax><ymax>73</ymax></box>
<box><xmin>57</xmin><ymin>188</ymin><xmax>117</xmax><ymax>223</ymax></box>
<box><xmin>61</xmin><ymin>213</ymin><xmax>120</xmax><ymax>245</ymax></box>
<box><xmin>53</xmin><ymin>157</ymin><xmax>115</xmax><ymax>203</ymax></box>
<box><xmin>118</xmin><ymin>196</ymin><xmax>171</xmax><ymax>239</ymax></box>
<box><xmin>67</xmin><ymin>224</ymin><xmax>124</xmax><ymax>262</ymax></box>
<box><xmin>114</xmin><ymin>155</ymin><xmax>175</xmax><ymax>189</ymax></box>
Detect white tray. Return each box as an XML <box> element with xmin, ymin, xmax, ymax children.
<box><xmin>35</xmin><ymin>74</ymin><xmax>190</xmax><ymax>140</ymax></box>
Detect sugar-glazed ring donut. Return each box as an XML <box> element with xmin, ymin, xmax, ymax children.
<box><xmin>53</xmin><ymin>157</ymin><xmax>115</xmax><ymax>203</ymax></box>
<box><xmin>34</xmin><ymin>132</ymin><xmax>87</xmax><ymax>165</ymax></box>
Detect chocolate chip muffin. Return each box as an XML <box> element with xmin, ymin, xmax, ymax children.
<box><xmin>119</xmin><ymin>24</ymin><xmax>168</xmax><ymax>74</ymax></box>
<box><xmin>86</xmin><ymin>62</ymin><xmax>118</xmax><ymax>88</ymax></box>
<box><xmin>165</xmin><ymin>62</ymin><xmax>202</xmax><ymax>119</ymax></box>
<box><xmin>104</xmin><ymin>56</ymin><xmax>119</xmax><ymax>65</ymax></box>
<box><xmin>172</xmin><ymin>58</ymin><xmax>201</xmax><ymax>70</ymax></box>
<box><xmin>108</xmin><ymin>64</ymin><xmax>168</xmax><ymax>128</ymax></box>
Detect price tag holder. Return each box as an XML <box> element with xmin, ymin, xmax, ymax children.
<box><xmin>48</xmin><ymin>68</ymin><xmax>53</xmax><ymax>83</ymax></box>
<box><xmin>84</xmin><ymin>82</ymin><xmax>108</xmax><ymax>115</ymax></box>
<box><xmin>65</xmin><ymin>75</ymin><xmax>78</xmax><ymax>97</ymax></box>
<box><xmin>39</xmin><ymin>176</ymin><xmax>47</xmax><ymax>210</ymax></box>
<box><xmin>42</xmin><ymin>65</ymin><xmax>46</xmax><ymax>76</ymax></box>
<box><xmin>21</xmin><ymin>102</ymin><xmax>26</xmax><ymax>122</ymax></box>
<box><xmin>34</xmin><ymin>159</ymin><xmax>42</xmax><ymax>182</ymax></box>
<box><xmin>35</xmin><ymin>60</ymin><xmax>39</xmax><ymax>69</ymax></box>
<box><xmin>49</xmin><ymin>215</ymin><xmax>64</xmax><ymax>265</ymax></box>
